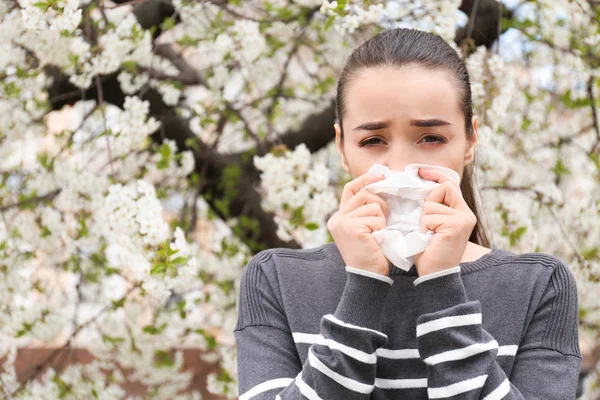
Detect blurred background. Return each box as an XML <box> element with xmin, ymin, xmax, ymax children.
<box><xmin>1</xmin><ymin>0</ymin><xmax>600</xmax><ymax>398</ymax></box>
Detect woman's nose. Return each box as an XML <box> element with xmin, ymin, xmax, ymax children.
<box><xmin>381</xmin><ymin>156</ymin><xmax>413</xmax><ymax>172</ymax></box>
<box><xmin>380</xmin><ymin>144</ymin><xmax>416</xmax><ymax>171</ymax></box>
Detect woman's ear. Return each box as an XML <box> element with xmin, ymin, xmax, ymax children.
<box><xmin>464</xmin><ymin>115</ymin><xmax>479</xmax><ymax>166</ymax></box>
<box><xmin>335</xmin><ymin>123</ymin><xmax>350</xmax><ymax>173</ymax></box>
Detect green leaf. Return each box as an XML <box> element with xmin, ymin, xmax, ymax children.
<box><xmin>276</xmin><ymin>7</ymin><xmax>294</xmax><ymax>20</ymax></box>
<box><xmin>3</xmin><ymin>81</ymin><xmax>21</xmax><ymax>98</ymax></box>
<box><xmin>582</xmin><ymin>247</ymin><xmax>599</xmax><ymax>261</ymax></box>
<box><xmin>37</xmin><ymin>152</ymin><xmax>53</xmax><ymax>171</ymax></box>
<box><xmin>509</xmin><ymin>226</ymin><xmax>527</xmax><ymax>246</ymax></box>
<box><xmin>195</xmin><ymin>329</ymin><xmax>218</xmax><ymax>350</ymax></box>
<box><xmin>324</xmin><ymin>15</ymin><xmax>336</xmax><ymax>31</ymax></box>
<box><xmin>154</xmin><ymin>349</ymin><xmax>175</xmax><ymax>368</ymax></box>
<box><xmin>102</xmin><ymin>334</ymin><xmax>125</xmax><ymax>344</ymax></box>
<box><xmin>157</xmin><ymin>142</ymin><xmax>172</xmax><ymax>170</ymax></box>
<box><xmin>16</xmin><ymin>322</ymin><xmax>33</xmax><ymax>337</ymax></box>
<box><xmin>589</xmin><ymin>152</ymin><xmax>600</xmax><ymax>172</ymax></box>
<box><xmin>552</xmin><ymin>159</ymin><xmax>570</xmax><ymax>178</ymax></box>
<box><xmin>33</xmin><ymin>1</ymin><xmax>51</xmax><ymax>12</ymax></box>
<box><xmin>559</xmin><ymin>90</ymin><xmax>592</xmax><ymax>109</ymax></box>
<box><xmin>305</xmin><ymin>222</ymin><xmax>319</xmax><ymax>231</ymax></box>
<box><xmin>160</xmin><ymin>17</ymin><xmax>176</xmax><ymax>31</ymax></box>
<box><xmin>150</xmin><ymin>263</ymin><xmax>167</xmax><ymax>275</ymax></box>
<box><xmin>283</xmin><ymin>87</ymin><xmax>295</xmax><ymax>97</ymax></box>
<box><xmin>52</xmin><ymin>375</ymin><xmax>71</xmax><ymax>398</ymax></box>
<box><xmin>40</xmin><ymin>226</ymin><xmax>52</xmax><ymax>238</ymax></box>
<box><xmin>78</xmin><ymin>215</ymin><xmax>89</xmax><ymax>238</ymax></box>
<box><xmin>120</xmin><ymin>60</ymin><xmax>137</xmax><ymax>73</ymax></box>
<box><xmin>177</xmin><ymin>35</ymin><xmax>199</xmax><ymax>47</ymax></box>
<box><xmin>176</xmin><ymin>300</ymin><xmax>187</xmax><ymax>319</ymax></box>
<box><xmin>111</xmin><ymin>297</ymin><xmax>126</xmax><ymax>309</ymax></box>
<box><xmin>171</xmin><ymin>256</ymin><xmax>188</xmax><ymax>265</ymax></box>
<box><xmin>143</xmin><ymin>322</ymin><xmax>168</xmax><ymax>335</ymax></box>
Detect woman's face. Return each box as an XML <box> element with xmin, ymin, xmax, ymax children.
<box><xmin>335</xmin><ymin>65</ymin><xmax>478</xmax><ymax>180</ymax></box>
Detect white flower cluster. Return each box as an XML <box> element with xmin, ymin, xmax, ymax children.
<box><xmin>254</xmin><ymin>143</ymin><xmax>338</xmax><ymax>246</ymax></box>
<box><xmin>117</xmin><ymin>70</ymin><xmax>150</xmax><ymax>95</ymax></box>
<box><xmin>93</xmin><ymin>179</ymin><xmax>201</xmax><ymax>307</ymax></box>
<box><xmin>150</xmin><ymin>79</ymin><xmax>183</xmax><ymax>106</ymax></box>
<box><xmin>320</xmin><ymin>1</ymin><xmax>385</xmax><ymax>34</ymax></box>
<box><xmin>19</xmin><ymin>0</ymin><xmax>82</xmax><ymax>33</ymax></box>
<box><xmin>111</xmin><ymin>96</ymin><xmax>162</xmax><ymax>156</ymax></box>
<box><xmin>143</xmin><ymin>139</ymin><xmax>196</xmax><ymax>188</ymax></box>
<box><xmin>16</xmin><ymin>5</ymin><xmax>180</xmax><ymax>89</ymax></box>
<box><xmin>95</xmin><ymin>180</ymin><xmax>170</xmax><ymax>248</ymax></box>
<box><xmin>319</xmin><ymin>0</ymin><xmax>461</xmax><ymax>38</ymax></box>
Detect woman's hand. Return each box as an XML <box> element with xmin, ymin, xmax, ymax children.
<box><xmin>327</xmin><ymin>173</ymin><xmax>391</xmax><ymax>276</ymax></box>
<box><xmin>413</xmin><ymin>168</ymin><xmax>477</xmax><ymax>277</ymax></box>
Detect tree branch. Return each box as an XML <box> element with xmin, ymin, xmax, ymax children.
<box><xmin>42</xmin><ymin>0</ymin><xmax>508</xmax><ymax>254</ymax></box>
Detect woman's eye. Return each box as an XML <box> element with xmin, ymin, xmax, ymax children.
<box><xmin>422</xmin><ymin>135</ymin><xmax>445</xmax><ymax>144</ymax></box>
<box><xmin>359</xmin><ymin>137</ymin><xmax>384</xmax><ymax>147</ymax></box>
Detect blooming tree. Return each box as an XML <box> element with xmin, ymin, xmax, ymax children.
<box><xmin>0</xmin><ymin>0</ymin><xmax>599</xmax><ymax>398</ymax></box>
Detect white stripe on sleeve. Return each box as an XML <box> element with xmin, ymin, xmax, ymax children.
<box><xmin>416</xmin><ymin>313</ymin><xmax>482</xmax><ymax>337</ymax></box>
<box><xmin>308</xmin><ymin>350</ymin><xmax>375</xmax><ymax>394</ymax></box>
<box><xmin>497</xmin><ymin>345</ymin><xmax>518</xmax><ymax>357</ymax></box>
<box><xmin>375</xmin><ymin>377</ymin><xmax>428</xmax><ymax>389</ymax></box>
<box><xmin>295</xmin><ymin>373</ymin><xmax>323</xmax><ymax>400</ymax></box>
<box><xmin>376</xmin><ymin>347</ymin><xmax>420</xmax><ymax>359</ymax></box>
<box><xmin>483</xmin><ymin>378</ymin><xmax>510</xmax><ymax>400</ymax></box>
<box><xmin>345</xmin><ymin>266</ymin><xmax>394</xmax><ymax>285</ymax></box>
<box><xmin>423</xmin><ymin>340</ymin><xmax>499</xmax><ymax>365</ymax></box>
<box><xmin>428</xmin><ymin>374</ymin><xmax>488</xmax><ymax>399</ymax></box>
<box><xmin>323</xmin><ymin>314</ymin><xmax>388</xmax><ymax>339</ymax></box>
<box><xmin>293</xmin><ymin>332</ymin><xmax>377</xmax><ymax>364</ymax></box>
<box><xmin>239</xmin><ymin>378</ymin><xmax>294</xmax><ymax>400</ymax></box>
<box><xmin>413</xmin><ymin>266</ymin><xmax>461</xmax><ymax>286</ymax></box>
<box><xmin>292</xmin><ymin>332</ymin><xmax>321</xmax><ymax>344</ymax></box>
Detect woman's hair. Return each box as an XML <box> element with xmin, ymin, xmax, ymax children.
<box><xmin>335</xmin><ymin>28</ymin><xmax>492</xmax><ymax>248</ymax></box>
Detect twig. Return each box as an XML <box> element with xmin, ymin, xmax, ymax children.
<box><xmin>0</xmin><ymin>373</ymin><xmax>14</xmax><ymax>400</ymax></box>
<box><xmin>10</xmin><ymin>284</ymin><xmax>140</xmax><ymax>397</ymax></box>
<box><xmin>263</xmin><ymin>11</ymin><xmax>317</xmax><ymax>141</ymax></box>
<box><xmin>543</xmin><ymin>202</ymin><xmax>589</xmax><ymax>268</ymax></box>
<box><xmin>49</xmin><ymin>102</ymin><xmax>98</xmax><ymax>165</ymax></box>
<box><xmin>95</xmin><ymin>75</ymin><xmax>116</xmax><ymax>179</ymax></box>
<box><xmin>466</xmin><ymin>0</ymin><xmax>482</xmax><ymax>41</ymax></box>
<box><xmin>0</xmin><ymin>190</ymin><xmax>61</xmax><ymax>213</ymax></box>
<box><xmin>586</xmin><ymin>76</ymin><xmax>600</xmax><ymax>154</ymax></box>
<box><xmin>495</xmin><ymin>0</ymin><xmax>503</xmax><ymax>54</ymax></box>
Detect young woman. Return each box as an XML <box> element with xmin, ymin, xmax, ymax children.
<box><xmin>234</xmin><ymin>28</ymin><xmax>581</xmax><ymax>400</ymax></box>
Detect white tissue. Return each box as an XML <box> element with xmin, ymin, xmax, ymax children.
<box><xmin>364</xmin><ymin>163</ymin><xmax>461</xmax><ymax>271</ymax></box>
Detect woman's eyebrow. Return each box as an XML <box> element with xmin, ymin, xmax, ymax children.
<box><xmin>352</xmin><ymin>118</ymin><xmax>452</xmax><ymax>132</ymax></box>
<box><xmin>352</xmin><ymin>120</ymin><xmax>391</xmax><ymax>131</ymax></box>
<box><xmin>409</xmin><ymin>118</ymin><xmax>453</xmax><ymax>127</ymax></box>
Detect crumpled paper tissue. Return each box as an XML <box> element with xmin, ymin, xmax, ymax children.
<box><xmin>363</xmin><ymin>163</ymin><xmax>461</xmax><ymax>271</ymax></box>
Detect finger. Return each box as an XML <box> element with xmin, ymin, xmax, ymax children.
<box><xmin>340</xmin><ymin>189</ymin><xmax>389</xmax><ymax>216</ymax></box>
<box><xmin>420</xmin><ymin>199</ymin><xmax>455</xmax><ymax>217</ymax></box>
<box><xmin>425</xmin><ymin>181</ymin><xmax>467</xmax><ymax>210</ymax></box>
<box><xmin>420</xmin><ymin>213</ymin><xmax>455</xmax><ymax>234</ymax></box>
<box><xmin>340</xmin><ymin>173</ymin><xmax>385</xmax><ymax>205</ymax></box>
<box><xmin>418</xmin><ymin>167</ymin><xmax>459</xmax><ymax>185</ymax></box>
<box><xmin>354</xmin><ymin>216</ymin><xmax>387</xmax><ymax>232</ymax></box>
<box><xmin>346</xmin><ymin>202</ymin><xmax>385</xmax><ymax>219</ymax></box>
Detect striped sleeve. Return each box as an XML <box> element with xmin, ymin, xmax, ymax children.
<box><xmin>235</xmin><ymin>250</ymin><xmax>393</xmax><ymax>399</ymax></box>
<box><xmin>413</xmin><ymin>262</ymin><xmax>581</xmax><ymax>400</ymax></box>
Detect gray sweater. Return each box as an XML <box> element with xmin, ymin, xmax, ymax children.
<box><xmin>234</xmin><ymin>243</ymin><xmax>581</xmax><ymax>399</ymax></box>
